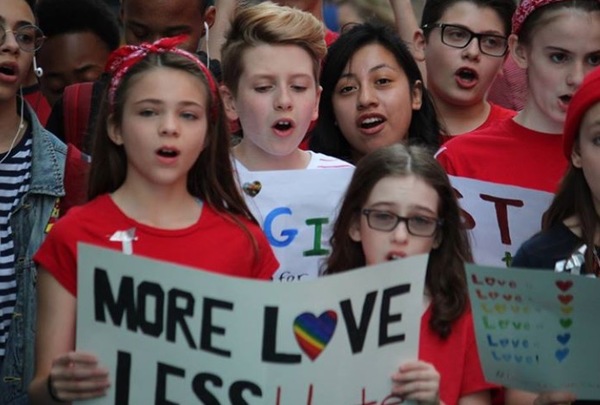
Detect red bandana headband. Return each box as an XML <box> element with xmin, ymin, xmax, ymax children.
<box><xmin>512</xmin><ymin>0</ymin><xmax>600</xmax><ymax>35</ymax></box>
<box><xmin>105</xmin><ymin>35</ymin><xmax>219</xmax><ymax>119</ymax></box>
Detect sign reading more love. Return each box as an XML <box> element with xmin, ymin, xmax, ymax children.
<box><xmin>76</xmin><ymin>244</ymin><xmax>427</xmax><ymax>404</ymax></box>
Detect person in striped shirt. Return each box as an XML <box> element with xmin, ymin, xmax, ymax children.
<box><xmin>0</xmin><ymin>1</ymin><xmax>68</xmax><ymax>404</ymax></box>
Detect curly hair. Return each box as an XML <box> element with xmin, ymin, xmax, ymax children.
<box><xmin>36</xmin><ymin>0</ymin><xmax>120</xmax><ymax>51</ymax></box>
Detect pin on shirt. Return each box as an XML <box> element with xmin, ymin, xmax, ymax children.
<box><xmin>109</xmin><ymin>228</ymin><xmax>137</xmax><ymax>255</ymax></box>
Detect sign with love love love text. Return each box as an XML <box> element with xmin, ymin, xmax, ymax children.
<box><xmin>466</xmin><ymin>264</ymin><xmax>600</xmax><ymax>399</ymax></box>
<box><xmin>237</xmin><ymin>167</ymin><xmax>355</xmax><ymax>283</ymax></box>
<box><xmin>76</xmin><ymin>244</ymin><xmax>427</xmax><ymax>404</ymax></box>
<box><xmin>450</xmin><ymin>176</ymin><xmax>553</xmax><ymax>267</ymax></box>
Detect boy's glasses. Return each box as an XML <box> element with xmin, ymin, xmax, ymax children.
<box><xmin>423</xmin><ymin>23</ymin><xmax>508</xmax><ymax>57</ymax></box>
<box><xmin>1</xmin><ymin>25</ymin><xmax>45</xmax><ymax>52</ymax></box>
<box><xmin>361</xmin><ymin>209</ymin><xmax>443</xmax><ymax>237</ymax></box>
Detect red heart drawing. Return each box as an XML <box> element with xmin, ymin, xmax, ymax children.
<box><xmin>556</xmin><ymin>280</ymin><xmax>573</xmax><ymax>292</ymax></box>
<box><xmin>558</xmin><ymin>294</ymin><xmax>573</xmax><ymax>305</ymax></box>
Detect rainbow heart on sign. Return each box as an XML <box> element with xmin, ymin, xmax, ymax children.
<box><xmin>293</xmin><ymin>311</ymin><xmax>337</xmax><ymax>361</ymax></box>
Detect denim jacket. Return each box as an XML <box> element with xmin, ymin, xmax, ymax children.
<box><xmin>0</xmin><ymin>103</ymin><xmax>66</xmax><ymax>405</ymax></box>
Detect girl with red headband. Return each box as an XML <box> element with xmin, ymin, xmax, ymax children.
<box><xmin>507</xmin><ymin>66</ymin><xmax>600</xmax><ymax>405</ymax></box>
<box><xmin>28</xmin><ymin>36</ymin><xmax>279</xmax><ymax>403</ymax></box>
<box><xmin>437</xmin><ymin>0</ymin><xmax>600</xmax><ymax>193</ymax></box>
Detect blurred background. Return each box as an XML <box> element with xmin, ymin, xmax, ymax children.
<box><xmin>96</xmin><ymin>0</ymin><xmax>427</xmax><ymax>35</ymax></box>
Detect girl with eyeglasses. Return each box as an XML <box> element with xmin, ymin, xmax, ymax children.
<box><xmin>0</xmin><ymin>0</ymin><xmax>67</xmax><ymax>404</ymax></box>
<box><xmin>437</xmin><ymin>0</ymin><xmax>600</xmax><ymax>193</ymax></box>
<box><xmin>390</xmin><ymin>0</ymin><xmax>517</xmax><ymax>142</ymax></box>
<box><xmin>324</xmin><ymin>143</ymin><xmax>494</xmax><ymax>405</ymax></box>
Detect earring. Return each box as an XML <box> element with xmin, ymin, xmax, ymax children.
<box><xmin>203</xmin><ymin>21</ymin><xmax>210</xmax><ymax>71</ymax></box>
<box><xmin>33</xmin><ymin>56</ymin><xmax>43</xmax><ymax>78</ymax></box>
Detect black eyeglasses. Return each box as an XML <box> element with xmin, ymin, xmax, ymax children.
<box><xmin>1</xmin><ymin>25</ymin><xmax>45</xmax><ymax>52</ymax></box>
<box><xmin>361</xmin><ymin>209</ymin><xmax>443</xmax><ymax>237</ymax></box>
<box><xmin>423</xmin><ymin>23</ymin><xmax>508</xmax><ymax>57</ymax></box>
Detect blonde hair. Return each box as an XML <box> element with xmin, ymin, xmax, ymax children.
<box><xmin>335</xmin><ymin>0</ymin><xmax>396</xmax><ymax>28</ymax></box>
<box><xmin>221</xmin><ymin>1</ymin><xmax>327</xmax><ymax>95</ymax></box>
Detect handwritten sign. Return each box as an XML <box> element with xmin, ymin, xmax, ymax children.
<box><xmin>238</xmin><ymin>168</ymin><xmax>354</xmax><ymax>282</ymax></box>
<box><xmin>76</xmin><ymin>244</ymin><xmax>427</xmax><ymax>404</ymax></box>
<box><xmin>450</xmin><ymin>176</ymin><xmax>553</xmax><ymax>267</ymax></box>
<box><xmin>466</xmin><ymin>264</ymin><xmax>600</xmax><ymax>399</ymax></box>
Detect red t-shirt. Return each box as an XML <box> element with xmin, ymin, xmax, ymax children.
<box><xmin>436</xmin><ymin>118</ymin><xmax>568</xmax><ymax>193</ymax></box>
<box><xmin>420</xmin><ymin>305</ymin><xmax>495</xmax><ymax>405</ymax></box>
<box><xmin>34</xmin><ymin>194</ymin><xmax>279</xmax><ymax>295</ymax></box>
<box><xmin>324</xmin><ymin>29</ymin><xmax>339</xmax><ymax>47</ymax></box>
<box><xmin>487</xmin><ymin>57</ymin><xmax>528</xmax><ymax>112</ymax></box>
<box><xmin>439</xmin><ymin>103</ymin><xmax>517</xmax><ymax>145</ymax></box>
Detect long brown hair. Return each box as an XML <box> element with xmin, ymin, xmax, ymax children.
<box><xmin>88</xmin><ymin>51</ymin><xmax>260</xmax><ymax>254</ymax></box>
<box><xmin>325</xmin><ymin>144</ymin><xmax>471</xmax><ymax>338</ymax></box>
<box><xmin>542</xmin><ymin>164</ymin><xmax>598</xmax><ymax>273</ymax></box>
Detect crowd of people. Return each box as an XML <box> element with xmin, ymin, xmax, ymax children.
<box><xmin>0</xmin><ymin>0</ymin><xmax>599</xmax><ymax>404</ymax></box>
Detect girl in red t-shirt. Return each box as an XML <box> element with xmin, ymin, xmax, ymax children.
<box><xmin>324</xmin><ymin>144</ymin><xmax>494</xmax><ymax>405</ymax></box>
<box><xmin>29</xmin><ymin>36</ymin><xmax>278</xmax><ymax>403</ymax></box>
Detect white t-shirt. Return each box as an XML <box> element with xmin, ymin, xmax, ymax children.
<box><xmin>234</xmin><ymin>151</ymin><xmax>353</xmax><ymax>173</ymax></box>
<box><xmin>233</xmin><ymin>151</ymin><xmax>354</xmax><ymax>282</ymax></box>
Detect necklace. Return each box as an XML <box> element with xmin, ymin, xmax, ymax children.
<box><xmin>0</xmin><ymin>120</ymin><xmax>24</xmax><ymax>166</ymax></box>
<box><xmin>0</xmin><ymin>107</ymin><xmax>25</xmax><ymax>249</ymax></box>
<box><xmin>0</xmin><ymin>96</ymin><xmax>26</xmax><ymax>166</ymax></box>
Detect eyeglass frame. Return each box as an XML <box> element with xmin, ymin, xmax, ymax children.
<box><xmin>0</xmin><ymin>24</ymin><xmax>45</xmax><ymax>52</ymax></box>
<box><xmin>422</xmin><ymin>23</ymin><xmax>509</xmax><ymax>57</ymax></box>
<box><xmin>361</xmin><ymin>208</ymin><xmax>444</xmax><ymax>237</ymax></box>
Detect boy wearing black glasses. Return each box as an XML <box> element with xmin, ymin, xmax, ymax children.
<box><xmin>391</xmin><ymin>0</ymin><xmax>517</xmax><ymax>143</ymax></box>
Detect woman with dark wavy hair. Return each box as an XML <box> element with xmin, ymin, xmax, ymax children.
<box><xmin>310</xmin><ymin>22</ymin><xmax>440</xmax><ymax>164</ymax></box>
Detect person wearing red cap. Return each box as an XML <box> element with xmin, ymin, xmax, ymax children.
<box><xmin>436</xmin><ymin>0</ymin><xmax>600</xmax><ymax>193</ymax></box>
<box><xmin>508</xmin><ymin>66</ymin><xmax>600</xmax><ymax>405</ymax></box>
